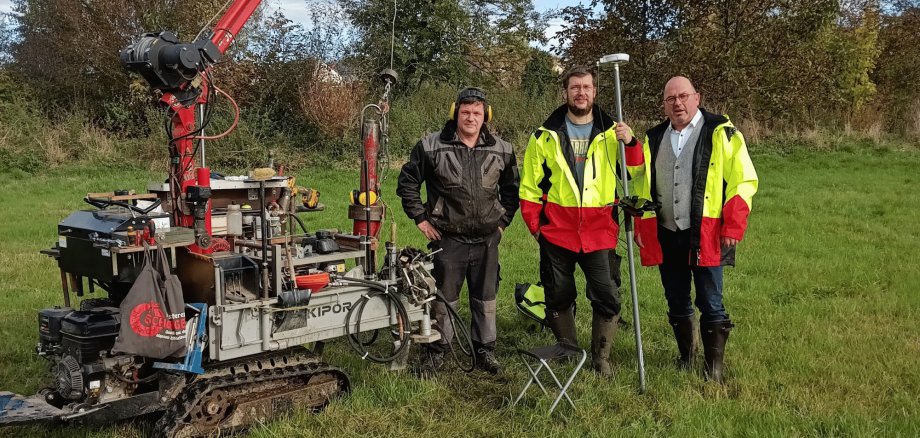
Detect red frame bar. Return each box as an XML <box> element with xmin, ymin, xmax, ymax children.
<box><xmin>160</xmin><ymin>0</ymin><xmax>262</xmax><ymax>253</ymax></box>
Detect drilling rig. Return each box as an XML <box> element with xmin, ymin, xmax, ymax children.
<box><xmin>0</xmin><ymin>1</ymin><xmax>466</xmax><ymax>436</ymax></box>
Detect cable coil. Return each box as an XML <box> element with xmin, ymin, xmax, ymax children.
<box><xmin>340</xmin><ymin>277</ymin><xmax>410</xmax><ymax>363</ymax></box>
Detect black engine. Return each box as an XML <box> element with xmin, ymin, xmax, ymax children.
<box><xmin>37</xmin><ymin>307</ymin><xmax>122</xmax><ymax>402</ymax></box>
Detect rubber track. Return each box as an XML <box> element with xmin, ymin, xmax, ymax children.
<box><xmin>153</xmin><ymin>361</ymin><xmax>348</xmax><ymax>438</ymax></box>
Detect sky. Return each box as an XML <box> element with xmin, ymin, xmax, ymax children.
<box><xmin>269</xmin><ymin>0</ymin><xmax>580</xmax><ymax>47</ymax></box>
<box><xmin>0</xmin><ymin>0</ymin><xmax>586</xmax><ymax>45</ymax></box>
<box><xmin>266</xmin><ymin>0</ymin><xmax>578</xmax><ymax>27</ymax></box>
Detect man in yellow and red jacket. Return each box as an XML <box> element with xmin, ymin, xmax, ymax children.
<box><xmin>632</xmin><ymin>76</ymin><xmax>758</xmax><ymax>383</ymax></box>
<box><xmin>519</xmin><ymin>66</ymin><xmax>647</xmax><ymax>376</ymax></box>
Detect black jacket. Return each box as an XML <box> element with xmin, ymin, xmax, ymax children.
<box><xmin>397</xmin><ymin>121</ymin><xmax>520</xmax><ymax>240</ymax></box>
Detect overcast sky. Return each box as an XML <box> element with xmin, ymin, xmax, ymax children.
<box><xmin>0</xmin><ymin>0</ymin><xmax>585</xmax><ymax>45</ymax></box>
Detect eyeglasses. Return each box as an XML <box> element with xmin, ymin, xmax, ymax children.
<box><xmin>664</xmin><ymin>92</ymin><xmax>697</xmax><ymax>105</ymax></box>
<box><xmin>567</xmin><ymin>85</ymin><xmax>595</xmax><ymax>93</ymax></box>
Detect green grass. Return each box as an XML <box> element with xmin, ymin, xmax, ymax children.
<box><xmin>1</xmin><ymin>149</ymin><xmax>919</xmax><ymax>437</ymax></box>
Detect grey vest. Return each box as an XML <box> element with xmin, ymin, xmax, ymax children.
<box><xmin>655</xmin><ymin>126</ymin><xmax>702</xmax><ymax>231</ymax></box>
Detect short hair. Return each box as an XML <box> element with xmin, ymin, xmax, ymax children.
<box><xmin>561</xmin><ymin>66</ymin><xmax>596</xmax><ymax>89</ymax></box>
<box><xmin>459</xmin><ymin>96</ymin><xmax>485</xmax><ymax>106</ymax></box>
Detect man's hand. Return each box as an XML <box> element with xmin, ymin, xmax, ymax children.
<box><xmin>417</xmin><ymin>220</ymin><xmax>442</xmax><ymax>241</ymax></box>
<box><xmin>721</xmin><ymin>236</ymin><xmax>739</xmax><ymax>248</ymax></box>
<box><xmin>615</xmin><ymin>122</ymin><xmax>634</xmax><ymax>144</ymax></box>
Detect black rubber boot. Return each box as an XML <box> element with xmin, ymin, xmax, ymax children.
<box><xmin>668</xmin><ymin>313</ymin><xmax>697</xmax><ymax>369</ymax></box>
<box><xmin>591</xmin><ymin>311</ymin><xmax>618</xmax><ymax>376</ymax></box>
<box><xmin>545</xmin><ymin>306</ymin><xmax>578</xmax><ymax>346</ymax></box>
<box><xmin>701</xmin><ymin>318</ymin><xmax>734</xmax><ymax>384</ymax></box>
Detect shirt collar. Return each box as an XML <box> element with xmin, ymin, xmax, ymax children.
<box><xmin>668</xmin><ymin>109</ymin><xmax>703</xmax><ymax>133</ymax></box>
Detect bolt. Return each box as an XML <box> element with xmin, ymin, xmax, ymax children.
<box><xmin>206</xmin><ymin>401</ymin><xmax>222</xmax><ymax>415</ymax></box>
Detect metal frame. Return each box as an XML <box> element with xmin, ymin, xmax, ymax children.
<box><xmin>512</xmin><ymin>345</ymin><xmax>587</xmax><ymax>414</ymax></box>
<box><xmin>154</xmin><ymin>303</ymin><xmax>208</xmax><ymax>374</ymax></box>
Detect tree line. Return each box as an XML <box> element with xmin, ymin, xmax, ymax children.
<box><xmin>0</xmin><ymin>0</ymin><xmax>917</xmax><ymax>170</ymax></box>
<box><xmin>557</xmin><ymin>0</ymin><xmax>919</xmax><ymax>136</ymax></box>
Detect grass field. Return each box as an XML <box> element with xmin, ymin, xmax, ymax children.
<box><xmin>1</xmin><ymin>149</ymin><xmax>919</xmax><ymax>437</ymax></box>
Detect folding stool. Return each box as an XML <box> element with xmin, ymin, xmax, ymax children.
<box><xmin>512</xmin><ymin>342</ymin><xmax>587</xmax><ymax>413</ymax></box>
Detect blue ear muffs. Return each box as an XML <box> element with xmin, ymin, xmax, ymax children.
<box><xmin>449</xmin><ymin>87</ymin><xmax>493</xmax><ymax>123</ymax></box>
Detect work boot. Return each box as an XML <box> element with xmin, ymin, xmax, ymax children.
<box><xmin>413</xmin><ymin>349</ymin><xmax>445</xmax><ymax>378</ymax></box>
<box><xmin>475</xmin><ymin>348</ymin><xmax>501</xmax><ymax>374</ymax></box>
<box><xmin>668</xmin><ymin>313</ymin><xmax>697</xmax><ymax>369</ymax></box>
<box><xmin>545</xmin><ymin>307</ymin><xmax>578</xmax><ymax>346</ymax></box>
<box><xmin>701</xmin><ymin>318</ymin><xmax>734</xmax><ymax>384</ymax></box>
<box><xmin>591</xmin><ymin>311</ymin><xmax>619</xmax><ymax>376</ymax></box>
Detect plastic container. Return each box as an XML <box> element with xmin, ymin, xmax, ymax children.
<box><xmin>295</xmin><ymin>272</ymin><xmax>330</xmax><ymax>292</ymax></box>
<box><xmin>226</xmin><ymin>203</ymin><xmax>243</xmax><ymax>236</ymax></box>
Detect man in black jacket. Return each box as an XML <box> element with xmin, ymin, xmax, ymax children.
<box><xmin>397</xmin><ymin>87</ymin><xmax>519</xmax><ymax>374</ymax></box>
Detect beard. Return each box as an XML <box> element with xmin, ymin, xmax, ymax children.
<box><xmin>567</xmin><ymin>102</ymin><xmax>592</xmax><ymax>117</ymax></box>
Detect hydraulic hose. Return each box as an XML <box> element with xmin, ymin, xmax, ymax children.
<box><xmin>109</xmin><ymin>370</ymin><xmax>160</xmax><ymax>384</ymax></box>
<box><xmin>338</xmin><ymin>277</ymin><xmax>410</xmax><ymax>363</ymax></box>
<box><xmin>433</xmin><ymin>291</ymin><xmax>475</xmax><ymax>372</ymax></box>
<box><xmin>291</xmin><ymin>213</ymin><xmax>309</xmax><ymax>235</ymax></box>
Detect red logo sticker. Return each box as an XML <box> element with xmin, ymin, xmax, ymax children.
<box><xmin>129</xmin><ymin>301</ymin><xmax>167</xmax><ymax>337</ymax></box>
<box><xmin>129</xmin><ymin>301</ymin><xmax>185</xmax><ymax>337</ymax></box>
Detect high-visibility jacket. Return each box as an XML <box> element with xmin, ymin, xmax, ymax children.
<box><xmin>635</xmin><ymin>109</ymin><xmax>758</xmax><ymax>267</ymax></box>
<box><xmin>519</xmin><ymin>105</ymin><xmax>648</xmax><ymax>253</ymax></box>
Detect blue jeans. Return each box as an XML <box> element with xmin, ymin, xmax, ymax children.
<box><xmin>657</xmin><ymin>227</ymin><xmax>727</xmax><ymax>322</ymax></box>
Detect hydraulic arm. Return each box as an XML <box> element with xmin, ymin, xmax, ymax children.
<box><xmin>119</xmin><ymin>0</ymin><xmax>263</xmax><ymax>252</ymax></box>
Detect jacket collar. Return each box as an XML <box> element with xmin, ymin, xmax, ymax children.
<box><xmin>439</xmin><ymin>119</ymin><xmax>497</xmax><ymax>147</ymax></box>
<box><xmin>700</xmin><ymin>107</ymin><xmax>729</xmax><ymax>127</ymax></box>
<box><xmin>649</xmin><ymin>107</ymin><xmax>729</xmax><ymax>137</ymax></box>
<box><xmin>540</xmin><ymin>104</ymin><xmax>616</xmax><ymax>134</ymax></box>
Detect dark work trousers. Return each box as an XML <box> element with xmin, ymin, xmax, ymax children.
<box><xmin>566</xmin><ymin>208</ymin><xmax>622</xmax><ymax>319</ymax></box>
<box><xmin>428</xmin><ymin>230</ymin><xmax>501</xmax><ymax>352</ymax></box>
<box><xmin>539</xmin><ymin>236</ymin><xmax>622</xmax><ymax>318</ymax></box>
<box><xmin>657</xmin><ymin>226</ymin><xmax>727</xmax><ymax>322</ymax></box>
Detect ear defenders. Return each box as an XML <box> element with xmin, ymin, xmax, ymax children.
<box><xmin>449</xmin><ymin>87</ymin><xmax>493</xmax><ymax>123</ymax></box>
<box><xmin>350</xmin><ymin>189</ymin><xmax>378</xmax><ymax>206</ymax></box>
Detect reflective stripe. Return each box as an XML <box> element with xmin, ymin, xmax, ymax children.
<box><xmin>520</xmin><ymin>124</ymin><xmax>648</xmax><ymax>252</ymax></box>
<box><xmin>636</xmin><ymin>119</ymin><xmax>758</xmax><ymax>267</ymax></box>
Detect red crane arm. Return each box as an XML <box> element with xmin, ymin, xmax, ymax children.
<box><xmin>164</xmin><ymin>0</ymin><xmax>262</xmax><ymax>252</ymax></box>
<box><xmin>212</xmin><ymin>0</ymin><xmax>263</xmax><ymax>53</ymax></box>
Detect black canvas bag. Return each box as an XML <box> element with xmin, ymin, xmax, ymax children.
<box><xmin>112</xmin><ymin>244</ymin><xmax>187</xmax><ymax>358</ymax></box>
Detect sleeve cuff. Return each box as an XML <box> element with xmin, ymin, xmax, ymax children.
<box><xmin>720</xmin><ymin>226</ymin><xmax>745</xmax><ymax>241</ymax></box>
<box><xmin>625</xmin><ymin>137</ymin><xmax>638</xmax><ymax>147</ymax></box>
<box><xmin>413</xmin><ymin>213</ymin><xmax>429</xmax><ymax>225</ymax></box>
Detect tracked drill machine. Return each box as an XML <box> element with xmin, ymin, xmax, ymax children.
<box><xmin>0</xmin><ymin>1</ymin><xmax>465</xmax><ymax>436</ymax></box>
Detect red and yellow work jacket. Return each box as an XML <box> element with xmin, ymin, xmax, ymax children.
<box><xmin>635</xmin><ymin>109</ymin><xmax>758</xmax><ymax>267</ymax></box>
<box><xmin>519</xmin><ymin>105</ymin><xmax>647</xmax><ymax>253</ymax></box>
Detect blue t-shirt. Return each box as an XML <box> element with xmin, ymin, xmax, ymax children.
<box><xmin>566</xmin><ymin>117</ymin><xmax>593</xmax><ymax>191</ymax></box>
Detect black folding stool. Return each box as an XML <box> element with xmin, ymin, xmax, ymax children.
<box><xmin>513</xmin><ymin>342</ymin><xmax>587</xmax><ymax>413</ymax></box>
